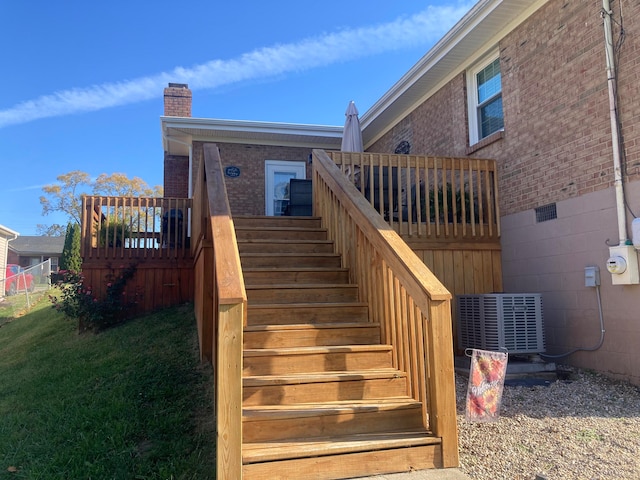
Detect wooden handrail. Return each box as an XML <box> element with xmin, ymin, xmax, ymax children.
<box><xmin>329</xmin><ymin>151</ymin><xmax>500</xmax><ymax>241</ymax></box>
<box><xmin>193</xmin><ymin>143</ymin><xmax>246</xmax><ymax>479</ymax></box>
<box><xmin>80</xmin><ymin>195</ymin><xmax>192</xmax><ymax>260</ymax></box>
<box><xmin>313</xmin><ymin>149</ymin><xmax>459</xmax><ymax>467</ymax></box>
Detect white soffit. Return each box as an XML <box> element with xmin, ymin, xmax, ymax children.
<box><xmin>361</xmin><ymin>0</ymin><xmax>548</xmax><ymax>147</ymax></box>
<box><xmin>162</xmin><ymin>117</ymin><xmax>343</xmax><ymax>156</ymax></box>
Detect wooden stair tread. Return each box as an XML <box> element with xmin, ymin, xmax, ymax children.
<box><xmin>244</xmin><ymin>344</ymin><xmax>392</xmax><ymax>357</ymax></box>
<box><xmin>243</xmin><ymin>369</ymin><xmax>404</xmax><ymax>386</ymax></box>
<box><xmin>241</xmin><ymin>253</ymin><xmax>340</xmax><ymax>260</ymax></box>
<box><xmin>242</xmin><ymin>430</ymin><xmax>438</xmax><ymax>463</ymax></box>
<box><xmin>248</xmin><ymin>302</ymin><xmax>367</xmax><ymax>309</ymax></box>
<box><xmin>243</xmin><ymin>398</ymin><xmax>421</xmax><ymax>417</ymax></box>
<box><xmin>244</xmin><ymin>322</ymin><xmax>378</xmax><ymax>332</ymax></box>
<box><xmin>246</xmin><ymin>283</ymin><xmax>357</xmax><ymax>289</ymax></box>
<box><xmin>238</xmin><ymin>239</ymin><xmax>333</xmax><ymax>245</ymax></box>
<box><xmin>243</xmin><ymin>266</ymin><xmax>348</xmax><ymax>272</ymax></box>
<box><xmin>236</xmin><ymin>226</ymin><xmax>327</xmax><ymax>233</ymax></box>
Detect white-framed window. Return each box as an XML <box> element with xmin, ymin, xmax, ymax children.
<box><xmin>467</xmin><ymin>50</ymin><xmax>504</xmax><ymax>145</ymax></box>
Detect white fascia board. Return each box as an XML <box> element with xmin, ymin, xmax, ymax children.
<box><xmin>0</xmin><ymin>224</ymin><xmax>19</xmax><ymax>239</ymax></box>
<box><xmin>161</xmin><ymin>117</ymin><xmax>343</xmax><ymax>137</ymax></box>
<box><xmin>161</xmin><ymin>117</ymin><xmax>343</xmax><ymax>151</ymax></box>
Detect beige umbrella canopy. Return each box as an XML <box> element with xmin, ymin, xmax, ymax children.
<box><xmin>341</xmin><ymin>101</ymin><xmax>363</xmax><ymax>152</ymax></box>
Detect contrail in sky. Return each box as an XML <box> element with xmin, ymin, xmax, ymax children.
<box><xmin>0</xmin><ymin>3</ymin><xmax>471</xmax><ymax>128</ymax></box>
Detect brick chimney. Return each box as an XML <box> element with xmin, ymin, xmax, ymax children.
<box><xmin>163</xmin><ymin>83</ymin><xmax>192</xmax><ymax>198</ymax></box>
<box><xmin>163</xmin><ymin>83</ymin><xmax>192</xmax><ymax>117</ymax></box>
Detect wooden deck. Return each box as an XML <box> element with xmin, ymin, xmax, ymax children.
<box><xmin>77</xmin><ymin>146</ymin><xmax>506</xmax><ymax>478</ymax></box>
<box><xmin>80</xmin><ymin>195</ymin><xmax>194</xmax><ymax>316</ymax></box>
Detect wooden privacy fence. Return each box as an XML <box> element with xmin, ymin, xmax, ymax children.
<box><xmin>312</xmin><ymin>149</ymin><xmax>459</xmax><ymax>468</ymax></box>
<box><xmin>81</xmin><ymin>196</ymin><xmax>192</xmax><ymax>260</ymax></box>
<box><xmin>192</xmin><ymin>143</ymin><xmax>246</xmax><ymax>480</ymax></box>
<box><xmin>329</xmin><ymin>151</ymin><xmax>500</xmax><ymax>240</ymax></box>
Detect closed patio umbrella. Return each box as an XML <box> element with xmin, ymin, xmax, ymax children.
<box><xmin>341</xmin><ymin>101</ymin><xmax>364</xmax><ymax>187</ymax></box>
<box><xmin>340</xmin><ymin>101</ymin><xmax>363</xmax><ymax>152</ymax></box>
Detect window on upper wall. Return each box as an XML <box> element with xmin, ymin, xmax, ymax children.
<box><xmin>467</xmin><ymin>51</ymin><xmax>504</xmax><ymax>145</ymax></box>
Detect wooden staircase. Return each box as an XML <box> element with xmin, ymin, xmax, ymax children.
<box><xmin>235</xmin><ymin>215</ymin><xmax>444</xmax><ymax>480</ymax></box>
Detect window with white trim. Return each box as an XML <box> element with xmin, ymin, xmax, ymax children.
<box><xmin>467</xmin><ymin>51</ymin><xmax>504</xmax><ymax>145</ymax></box>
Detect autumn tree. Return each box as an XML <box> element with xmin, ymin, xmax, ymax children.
<box><xmin>40</xmin><ymin>171</ymin><xmax>92</xmax><ymax>225</ymax></box>
<box><xmin>39</xmin><ymin>171</ymin><xmax>163</xmax><ymax>232</ymax></box>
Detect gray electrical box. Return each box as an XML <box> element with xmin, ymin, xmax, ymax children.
<box><xmin>584</xmin><ymin>266</ymin><xmax>600</xmax><ymax>287</ymax></box>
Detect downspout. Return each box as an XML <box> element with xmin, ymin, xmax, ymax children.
<box><xmin>602</xmin><ymin>0</ymin><xmax>628</xmax><ymax>245</ymax></box>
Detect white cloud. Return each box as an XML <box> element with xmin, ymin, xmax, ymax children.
<box><xmin>0</xmin><ymin>3</ymin><xmax>472</xmax><ymax>128</ymax></box>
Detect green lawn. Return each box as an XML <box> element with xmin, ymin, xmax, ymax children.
<box><xmin>0</xmin><ymin>295</ymin><xmax>215</xmax><ymax>479</ymax></box>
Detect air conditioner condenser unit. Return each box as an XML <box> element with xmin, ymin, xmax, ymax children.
<box><xmin>457</xmin><ymin>294</ymin><xmax>546</xmax><ymax>354</ymax></box>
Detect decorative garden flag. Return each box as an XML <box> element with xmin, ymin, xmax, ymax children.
<box><xmin>465</xmin><ymin>348</ymin><xmax>508</xmax><ymax>422</ymax></box>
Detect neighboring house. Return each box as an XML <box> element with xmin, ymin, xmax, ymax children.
<box><xmin>0</xmin><ymin>224</ymin><xmax>19</xmax><ymax>298</ymax></box>
<box><xmin>8</xmin><ymin>236</ymin><xmax>65</xmax><ymax>272</ymax></box>
<box><xmin>161</xmin><ymin>0</ymin><xmax>640</xmax><ymax>387</ymax></box>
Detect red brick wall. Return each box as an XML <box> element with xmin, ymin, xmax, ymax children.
<box><xmin>192</xmin><ymin>142</ymin><xmax>313</xmax><ymax>216</ymax></box>
<box><xmin>163</xmin><ymin>84</ymin><xmax>192</xmax><ymax>117</ymax></box>
<box><xmin>164</xmin><ymin>154</ymin><xmax>189</xmax><ymax>198</ymax></box>
<box><xmin>369</xmin><ymin>0</ymin><xmax>640</xmax><ymax>217</ymax></box>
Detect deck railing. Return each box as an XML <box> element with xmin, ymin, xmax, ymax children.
<box><xmin>80</xmin><ymin>196</ymin><xmax>192</xmax><ymax>260</ymax></box>
<box><xmin>329</xmin><ymin>151</ymin><xmax>500</xmax><ymax>240</ymax></box>
<box><xmin>192</xmin><ymin>143</ymin><xmax>246</xmax><ymax>479</ymax></box>
<box><xmin>313</xmin><ymin>149</ymin><xmax>459</xmax><ymax>467</ymax></box>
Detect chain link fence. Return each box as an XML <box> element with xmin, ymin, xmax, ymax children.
<box><xmin>0</xmin><ymin>260</ymin><xmax>52</xmax><ymax>325</ymax></box>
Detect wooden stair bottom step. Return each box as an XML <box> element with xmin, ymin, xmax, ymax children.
<box><xmin>242</xmin><ymin>430</ymin><xmax>440</xmax><ymax>463</ymax></box>
<box><xmin>242</xmin><ymin>432</ymin><xmax>442</xmax><ymax>480</ymax></box>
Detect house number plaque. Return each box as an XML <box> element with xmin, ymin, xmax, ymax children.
<box><xmin>224</xmin><ymin>166</ymin><xmax>241</xmax><ymax>178</ymax></box>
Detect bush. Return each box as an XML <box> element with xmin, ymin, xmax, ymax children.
<box><xmin>60</xmin><ymin>223</ymin><xmax>82</xmax><ymax>272</ymax></box>
<box><xmin>50</xmin><ymin>264</ymin><xmax>140</xmax><ymax>332</ymax></box>
<box><xmin>98</xmin><ymin>221</ymin><xmax>131</xmax><ymax>247</ymax></box>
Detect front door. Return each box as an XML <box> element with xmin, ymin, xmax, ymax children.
<box><xmin>265</xmin><ymin>160</ymin><xmax>306</xmax><ymax>216</ymax></box>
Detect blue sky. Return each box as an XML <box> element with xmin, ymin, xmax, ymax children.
<box><xmin>0</xmin><ymin>1</ymin><xmax>472</xmax><ymax>235</ymax></box>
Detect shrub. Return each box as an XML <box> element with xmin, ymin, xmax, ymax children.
<box><xmin>98</xmin><ymin>221</ymin><xmax>131</xmax><ymax>247</ymax></box>
<box><xmin>50</xmin><ymin>263</ymin><xmax>140</xmax><ymax>332</ymax></box>
<box><xmin>60</xmin><ymin>223</ymin><xmax>82</xmax><ymax>272</ymax></box>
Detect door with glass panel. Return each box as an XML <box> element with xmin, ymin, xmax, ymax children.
<box><xmin>264</xmin><ymin>160</ymin><xmax>306</xmax><ymax>216</ymax></box>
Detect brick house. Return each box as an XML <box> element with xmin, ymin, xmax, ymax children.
<box><xmin>162</xmin><ymin>0</ymin><xmax>640</xmax><ymax>385</ymax></box>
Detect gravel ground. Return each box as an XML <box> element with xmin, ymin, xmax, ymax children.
<box><xmin>455</xmin><ymin>366</ymin><xmax>640</xmax><ymax>480</ymax></box>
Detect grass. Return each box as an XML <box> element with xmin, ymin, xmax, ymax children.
<box><xmin>0</xmin><ymin>294</ymin><xmax>215</xmax><ymax>479</ymax></box>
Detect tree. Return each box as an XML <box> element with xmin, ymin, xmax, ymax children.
<box><xmin>40</xmin><ymin>171</ymin><xmax>92</xmax><ymax>225</ymax></box>
<box><xmin>39</xmin><ymin>171</ymin><xmax>163</xmax><ymax>231</ymax></box>
<box><xmin>60</xmin><ymin>223</ymin><xmax>82</xmax><ymax>272</ymax></box>
<box><xmin>36</xmin><ymin>223</ymin><xmax>66</xmax><ymax>237</ymax></box>
<box><xmin>94</xmin><ymin>173</ymin><xmax>163</xmax><ymax>197</ymax></box>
